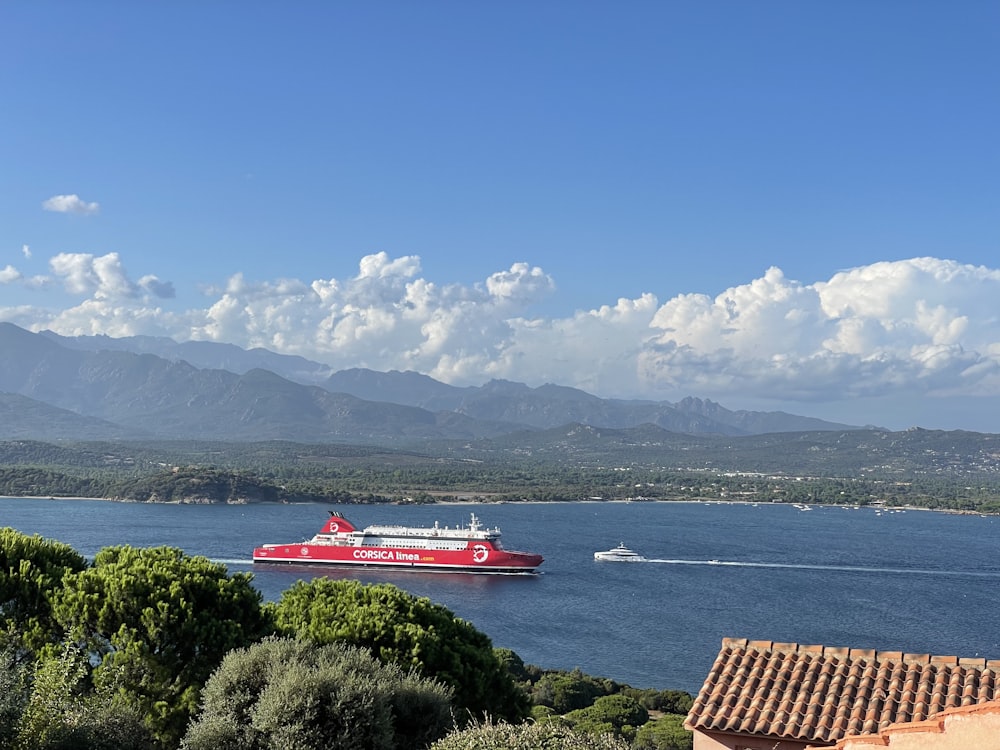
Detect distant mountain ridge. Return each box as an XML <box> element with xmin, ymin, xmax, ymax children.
<box><xmin>39</xmin><ymin>329</ymin><xmax>335</xmax><ymax>384</ymax></box>
<box><xmin>0</xmin><ymin>322</ymin><xmax>863</xmax><ymax>443</ymax></box>
<box><xmin>321</xmin><ymin>369</ymin><xmax>860</xmax><ymax>434</ymax></box>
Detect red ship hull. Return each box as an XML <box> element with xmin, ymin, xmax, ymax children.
<box><xmin>253</xmin><ymin>511</ymin><xmax>543</xmax><ymax>574</ymax></box>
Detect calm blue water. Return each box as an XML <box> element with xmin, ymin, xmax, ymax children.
<box><xmin>2</xmin><ymin>498</ymin><xmax>998</xmax><ymax>695</ymax></box>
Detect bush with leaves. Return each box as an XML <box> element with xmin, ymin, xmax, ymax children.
<box><xmin>530</xmin><ymin>668</ymin><xmax>610</xmax><ymax>714</ymax></box>
<box><xmin>0</xmin><ymin>528</ymin><xmax>87</xmax><ymax>657</ymax></box>
<box><xmin>52</xmin><ymin>545</ymin><xmax>273</xmax><ymax>748</ymax></box>
<box><xmin>564</xmin><ymin>694</ymin><xmax>649</xmax><ymax>740</ymax></box>
<box><xmin>530</xmin><ymin>704</ymin><xmax>557</xmax><ymax>721</ymax></box>
<box><xmin>0</xmin><ymin>645</ymin><xmax>30</xmax><ymax>750</ymax></box>
<box><xmin>14</xmin><ymin>644</ymin><xmax>155</xmax><ymax>750</ymax></box>
<box><xmin>269</xmin><ymin>578</ymin><xmax>530</xmax><ymax>722</ymax></box>
<box><xmin>632</xmin><ymin>713</ymin><xmax>693</xmax><ymax>750</ymax></box>
<box><xmin>182</xmin><ymin>636</ymin><xmax>453</xmax><ymax>750</ymax></box>
<box><xmin>493</xmin><ymin>646</ymin><xmax>531</xmax><ymax>682</ymax></box>
<box><xmin>625</xmin><ymin>688</ymin><xmax>693</xmax><ymax>716</ymax></box>
<box><xmin>429</xmin><ymin>718</ymin><xmax>632</xmax><ymax>750</ymax></box>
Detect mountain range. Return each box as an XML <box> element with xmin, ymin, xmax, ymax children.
<box><xmin>1</xmin><ymin>322</ymin><xmax>863</xmax><ymax>444</ymax></box>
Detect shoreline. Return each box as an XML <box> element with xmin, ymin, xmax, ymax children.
<box><xmin>0</xmin><ymin>494</ymin><xmax>989</xmax><ymax>516</ymax></box>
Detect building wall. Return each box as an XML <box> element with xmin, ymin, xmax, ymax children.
<box><xmin>693</xmin><ymin>729</ymin><xmax>811</xmax><ymax>750</ymax></box>
<box><xmin>835</xmin><ymin>707</ymin><xmax>1000</xmax><ymax>750</ymax></box>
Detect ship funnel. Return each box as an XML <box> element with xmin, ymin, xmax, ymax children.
<box><xmin>321</xmin><ymin>512</ymin><xmax>355</xmax><ymax>534</ymax></box>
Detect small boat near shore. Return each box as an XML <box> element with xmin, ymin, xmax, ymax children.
<box><xmin>594</xmin><ymin>543</ymin><xmax>647</xmax><ymax>562</ymax></box>
<box><xmin>253</xmin><ymin>511</ymin><xmax>543</xmax><ymax>574</ymax></box>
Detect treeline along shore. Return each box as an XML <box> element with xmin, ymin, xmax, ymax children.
<box><xmin>2</xmin><ymin>437</ymin><xmax>1000</xmax><ymax>513</ymax></box>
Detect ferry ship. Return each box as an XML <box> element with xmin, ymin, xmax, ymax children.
<box><xmin>252</xmin><ymin>511</ymin><xmax>543</xmax><ymax>574</ymax></box>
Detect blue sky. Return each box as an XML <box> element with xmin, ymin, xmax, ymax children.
<box><xmin>2</xmin><ymin>2</ymin><xmax>999</xmax><ymax>432</ymax></box>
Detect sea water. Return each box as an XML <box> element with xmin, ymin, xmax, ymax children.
<box><xmin>2</xmin><ymin>497</ymin><xmax>998</xmax><ymax>694</ymax></box>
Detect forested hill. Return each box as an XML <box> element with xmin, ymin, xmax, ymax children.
<box><xmin>2</xmin><ymin>428</ymin><xmax>1000</xmax><ymax>511</ymax></box>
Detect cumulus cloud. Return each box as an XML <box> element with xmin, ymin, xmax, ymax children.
<box><xmin>0</xmin><ymin>265</ymin><xmax>22</xmax><ymax>284</ymax></box>
<box><xmin>42</xmin><ymin>194</ymin><xmax>101</xmax><ymax>215</ymax></box>
<box><xmin>220</xmin><ymin>252</ymin><xmax>559</xmax><ymax>377</ymax></box>
<box><xmin>138</xmin><ymin>275</ymin><xmax>176</xmax><ymax>299</ymax></box>
<box><xmin>640</xmin><ymin>258</ymin><xmax>1000</xmax><ymax>401</ymax></box>
<box><xmin>22</xmin><ymin>244</ymin><xmax>31</xmax><ymax>259</ymax></box>
<box><xmin>483</xmin><ymin>262</ymin><xmax>555</xmax><ymax>307</ymax></box>
<box><xmin>5</xmin><ymin>252</ymin><xmax>1000</xmax><ymax>412</ymax></box>
<box><xmin>49</xmin><ymin>252</ymin><xmax>136</xmax><ymax>298</ymax></box>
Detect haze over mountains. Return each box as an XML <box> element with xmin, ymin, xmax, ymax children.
<box><xmin>2</xmin><ymin>322</ymin><xmax>865</xmax><ymax>443</ymax></box>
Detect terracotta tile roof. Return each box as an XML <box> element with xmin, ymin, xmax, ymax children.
<box><xmin>806</xmin><ymin>698</ymin><xmax>1000</xmax><ymax>749</ymax></box>
<box><xmin>685</xmin><ymin>638</ymin><xmax>1000</xmax><ymax>745</ymax></box>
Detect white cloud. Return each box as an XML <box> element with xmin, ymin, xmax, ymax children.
<box><xmin>6</xmin><ymin>253</ymin><xmax>1000</xmax><ymax>420</ymax></box>
<box><xmin>138</xmin><ymin>275</ymin><xmax>176</xmax><ymax>299</ymax></box>
<box><xmin>42</xmin><ymin>194</ymin><xmax>101</xmax><ymax>215</ymax></box>
<box><xmin>477</xmin><ymin>294</ymin><xmax>660</xmax><ymax>396</ymax></box>
<box><xmin>640</xmin><ymin>258</ymin><xmax>1000</xmax><ymax>401</ymax></box>
<box><xmin>24</xmin><ymin>275</ymin><xmax>51</xmax><ymax>290</ymax></box>
<box><xmin>43</xmin><ymin>194</ymin><xmax>101</xmax><ymax>215</ymax></box>
<box><xmin>49</xmin><ymin>252</ymin><xmax>136</xmax><ymax>299</ymax></box>
<box><xmin>22</xmin><ymin>244</ymin><xmax>31</xmax><ymax>259</ymax></box>
<box><xmin>483</xmin><ymin>262</ymin><xmax>555</xmax><ymax>308</ymax></box>
<box><xmin>0</xmin><ymin>265</ymin><xmax>22</xmax><ymax>284</ymax></box>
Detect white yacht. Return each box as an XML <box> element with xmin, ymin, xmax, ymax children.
<box><xmin>594</xmin><ymin>543</ymin><xmax>647</xmax><ymax>562</ymax></box>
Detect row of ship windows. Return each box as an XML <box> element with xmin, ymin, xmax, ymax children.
<box><xmin>363</xmin><ymin>537</ymin><xmax>469</xmax><ymax>550</ymax></box>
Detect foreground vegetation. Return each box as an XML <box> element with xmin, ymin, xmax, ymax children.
<box><xmin>1</xmin><ymin>527</ymin><xmax>693</xmax><ymax>750</ymax></box>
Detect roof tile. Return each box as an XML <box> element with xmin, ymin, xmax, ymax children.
<box><xmin>685</xmin><ymin>638</ymin><xmax>1000</xmax><ymax>744</ymax></box>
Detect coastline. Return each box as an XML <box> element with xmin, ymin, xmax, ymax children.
<box><xmin>0</xmin><ymin>494</ymin><xmax>986</xmax><ymax>516</ymax></box>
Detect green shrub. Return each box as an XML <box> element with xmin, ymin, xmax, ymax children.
<box><xmin>270</xmin><ymin>578</ymin><xmax>530</xmax><ymax>722</ymax></box>
<box><xmin>430</xmin><ymin>719</ymin><xmax>632</xmax><ymax>750</ymax></box>
<box><xmin>0</xmin><ymin>646</ymin><xmax>30</xmax><ymax>750</ymax></box>
<box><xmin>530</xmin><ymin>704</ymin><xmax>558</xmax><ymax>721</ymax></box>
<box><xmin>15</xmin><ymin>644</ymin><xmax>154</xmax><ymax>750</ymax></box>
<box><xmin>564</xmin><ymin>694</ymin><xmax>649</xmax><ymax>738</ymax></box>
<box><xmin>0</xmin><ymin>528</ymin><xmax>87</xmax><ymax>657</ymax></box>
<box><xmin>625</xmin><ymin>688</ymin><xmax>693</xmax><ymax>715</ymax></box>
<box><xmin>633</xmin><ymin>714</ymin><xmax>693</xmax><ymax>750</ymax></box>
<box><xmin>182</xmin><ymin>636</ymin><xmax>453</xmax><ymax>750</ymax></box>
<box><xmin>494</xmin><ymin>646</ymin><xmax>530</xmax><ymax>681</ymax></box>
<box><xmin>530</xmin><ymin>668</ymin><xmax>611</xmax><ymax>714</ymax></box>
<box><xmin>53</xmin><ymin>545</ymin><xmax>272</xmax><ymax>747</ymax></box>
